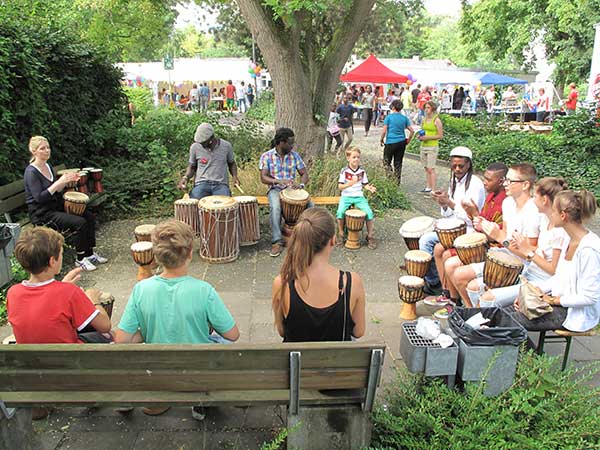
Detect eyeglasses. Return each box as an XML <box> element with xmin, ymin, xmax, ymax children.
<box><xmin>504</xmin><ymin>179</ymin><xmax>526</xmax><ymax>185</ymax></box>
<box><xmin>451</xmin><ymin>164</ymin><xmax>466</xmax><ymax>169</ymax></box>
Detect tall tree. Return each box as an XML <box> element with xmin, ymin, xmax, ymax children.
<box><xmin>231</xmin><ymin>0</ymin><xmax>378</xmax><ymax>157</ymax></box>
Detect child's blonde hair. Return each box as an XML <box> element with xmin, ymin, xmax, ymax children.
<box><xmin>345</xmin><ymin>147</ymin><xmax>361</xmax><ymax>158</ymax></box>
<box><xmin>151</xmin><ymin>220</ymin><xmax>194</xmax><ymax>269</ymax></box>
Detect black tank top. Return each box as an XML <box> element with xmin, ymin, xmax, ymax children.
<box><xmin>283</xmin><ymin>271</ymin><xmax>355</xmax><ymax>342</ymax></box>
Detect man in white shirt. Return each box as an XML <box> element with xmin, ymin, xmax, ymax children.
<box><xmin>536</xmin><ymin>88</ymin><xmax>551</xmax><ymax>122</ymax></box>
<box><xmin>418</xmin><ymin>146</ymin><xmax>486</xmax><ymax>295</ymax></box>
<box><xmin>236</xmin><ymin>82</ymin><xmax>247</xmax><ymax>113</ymax></box>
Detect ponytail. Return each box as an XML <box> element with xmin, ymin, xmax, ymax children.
<box><xmin>554</xmin><ymin>190</ymin><xmax>597</xmax><ymax>224</ymax></box>
<box><xmin>535</xmin><ymin>177</ymin><xmax>568</xmax><ymax>203</ymax></box>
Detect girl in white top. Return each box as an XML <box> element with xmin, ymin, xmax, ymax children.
<box><xmin>479</xmin><ymin>178</ymin><xmax>568</xmax><ymax>307</ymax></box>
<box><xmin>513</xmin><ymin>189</ymin><xmax>600</xmax><ymax>332</ymax></box>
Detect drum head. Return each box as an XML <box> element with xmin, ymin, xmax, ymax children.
<box><xmin>454</xmin><ymin>232</ymin><xmax>487</xmax><ymax>247</ymax></box>
<box><xmin>57</xmin><ymin>168</ymin><xmax>79</xmax><ymax>176</ymax></box>
<box><xmin>82</xmin><ymin>167</ymin><xmax>95</xmax><ymax>172</ymax></box>
<box><xmin>135</xmin><ymin>224</ymin><xmax>156</xmax><ymax>235</ymax></box>
<box><xmin>198</xmin><ymin>195</ymin><xmax>238</xmax><ymax>210</ymax></box>
<box><xmin>90</xmin><ymin>169</ymin><xmax>103</xmax><ymax>173</ymax></box>
<box><xmin>487</xmin><ymin>249</ymin><xmax>522</xmax><ymax>267</ymax></box>
<box><xmin>175</xmin><ymin>197</ymin><xmax>199</xmax><ymax>205</ymax></box>
<box><xmin>64</xmin><ymin>192</ymin><xmax>89</xmax><ymax>202</ymax></box>
<box><xmin>130</xmin><ymin>241</ymin><xmax>153</xmax><ymax>252</ymax></box>
<box><xmin>399</xmin><ymin>216</ymin><xmax>435</xmax><ymax>237</ymax></box>
<box><xmin>345</xmin><ymin>209</ymin><xmax>366</xmax><ymax>218</ymax></box>
<box><xmin>281</xmin><ymin>188</ymin><xmax>309</xmax><ymax>202</ymax></box>
<box><xmin>404</xmin><ymin>250</ymin><xmax>432</xmax><ymax>262</ymax></box>
<box><xmin>435</xmin><ymin>218</ymin><xmax>465</xmax><ymax>230</ymax></box>
<box><xmin>234</xmin><ymin>196</ymin><xmax>258</xmax><ymax>204</ymax></box>
<box><xmin>398</xmin><ymin>275</ymin><xmax>425</xmax><ymax>287</ymax></box>
<box><xmin>99</xmin><ymin>292</ymin><xmax>113</xmax><ymax>302</ymax></box>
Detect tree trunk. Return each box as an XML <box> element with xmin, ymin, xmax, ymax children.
<box><xmin>235</xmin><ymin>0</ymin><xmax>376</xmax><ymax>159</ymax></box>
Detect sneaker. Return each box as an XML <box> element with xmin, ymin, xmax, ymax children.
<box><xmin>419</xmin><ymin>187</ymin><xmax>432</xmax><ymax>193</ymax></box>
<box><xmin>270</xmin><ymin>243</ymin><xmax>282</xmax><ymax>257</ymax></box>
<box><xmin>90</xmin><ymin>252</ymin><xmax>108</xmax><ymax>264</ymax></box>
<box><xmin>433</xmin><ymin>305</ymin><xmax>454</xmax><ymax>320</ymax></box>
<box><xmin>191</xmin><ymin>406</ymin><xmax>206</xmax><ymax>421</ymax></box>
<box><xmin>76</xmin><ymin>257</ymin><xmax>97</xmax><ymax>272</ymax></box>
<box><xmin>424</xmin><ymin>293</ymin><xmax>451</xmax><ymax>306</ymax></box>
<box><xmin>423</xmin><ymin>281</ymin><xmax>442</xmax><ymax>296</ymax></box>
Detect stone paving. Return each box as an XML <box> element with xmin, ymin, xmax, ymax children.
<box><xmin>2</xmin><ymin>128</ymin><xmax>600</xmax><ymax>449</ymax></box>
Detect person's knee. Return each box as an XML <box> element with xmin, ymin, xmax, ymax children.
<box><xmin>480</xmin><ymin>290</ymin><xmax>495</xmax><ymax>302</ymax></box>
<box><xmin>433</xmin><ymin>243</ymin><xmax>444</xmax><ymax>258</ymax></box>
<box><xmin>466</xmin><ymin>279</ymin><xmax>481</xmax><ymax>292</ymax></box>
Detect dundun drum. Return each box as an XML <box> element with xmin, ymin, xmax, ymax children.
<box><xmin>235</xmin><ymin>196</ymin><xmax>260</xmax><ymax>246</ymax></box>
<box><xmin>174</xmin><ymin>196</ymin><xmax>200</xmax><ymax>237</ymax></box>
<box><xmin>280</xmin><ymin>188</ymin><xmax>310</xmax><ymax>225</ymax></box>
<box><xmin>198</xmin><ymin>195</ymin><xmax>239</xmax><ymax>263</ymax></box>
<box><xmin>399</xmin><ymin>216</ymin><xmax>435</xmax><ymax>250</ymax></box>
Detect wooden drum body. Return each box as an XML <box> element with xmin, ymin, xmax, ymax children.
<box><xmin>174</xmin><ymin>197</ymin><xmax>200</xmax><ymax>237</ymax></box>
<box><xmin>398</xmin><ymin>275</ymin><xmax>425</xmax><ymax>320</ymax></box>
<box><xmin>235</xmin><ymin>196</ymin><xmax>260</xmax><ymax>246</ymax></box>
<box><xmin>280</xmin><ymin>188</ymin><xmax>310</xmax><ymax>225</ymax></box>
<box><xmin>483</xmin><ymin>250</ymin><xmax>524</xmax><ymax>289</ymax></box>
<box><xmin>454</xmin><ymin>232</ymin><xmax>488</xmax><ymax>265</ymax></box>
<box><xmin>198</xmin><ymin>195</ymin><xmax>239</xmax><ymax>263</ymax></box>
<box><xmin>134</xmin><ymin>224</ymin><xmax>156</xmax><ymax>242</ymax></box>
<box><xmin>131</xmin><ymin>241</ymin><xmax>154</xmax><ymax>281</ymax></box>
<box><xmin>435</xmin><ymin>218</ymin><xmax>467</xmax><ymax>250</ymax></box>
<box><xmin>77</xmin><ymin>171</ymin><xmax>89</xmax><ymax>194</ymax></box>
<box><xmin>404</xmin><ymin>250</ymin><xmax>432</xmax><ymax>278</ymax></box>
<box><xmin>63</xmin><ymin>192</ymin><xmax>89</xmax><ymax>216</ymax></box>
<box><xmin>90</xmin><ymin>168</ymin><xmax>104</xmax><ymax>193</ymax></box>
<box><xmin>345</xmin><ymin>209</ymin><xmax>366</xmax><ymax>250</ymax></box>
<box><xmin>400</xmin><ymin>216</ymin><xmax>435</xmax><ymax>251</ymax></box>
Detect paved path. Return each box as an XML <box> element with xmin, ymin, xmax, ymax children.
<box><xmin>2</xmin><ymin>127</ymin><xmax>600</xmax><ymax>449</ymax></box>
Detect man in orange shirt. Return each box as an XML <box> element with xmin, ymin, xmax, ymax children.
<box><xmin>225</xmin><ymin>80</ymin><xmax>236</xmax><ymax>112</ymax></box>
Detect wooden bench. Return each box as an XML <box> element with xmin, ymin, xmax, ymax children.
<box><xmin>0</xmin><ymin>342</ymin><xmax>385</xmax><ymax>450</ymax></box>
<box><xmin>0</xmin><ymin>164</ymin><xmax>107</xmax><ymax>226</ymax></box>
<box><xmin>537</xmin><ymin>328</ymin><xmax>599</xmax><ymax>371</ymax></box>
<box><xmin>256</xmin><ymin>196</ymin><xmax>341</xmax><ymax>206</ymax></box>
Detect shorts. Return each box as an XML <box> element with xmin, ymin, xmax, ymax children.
<box><xmin>420</xmin><ymin>146</ymin><xmax>439</xmax><ymax>169</ymax></box>
<box><xmin>226</xmin><ymin>98</ymin><xmax>235</xmax><ymax>108</ymax></box>
<box><xmin>336</xmin><ymin>196</ymin><xmax>374</xmax><ymax>221</ymax></box>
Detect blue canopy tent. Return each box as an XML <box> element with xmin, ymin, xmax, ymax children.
<box><xmin>477</xmin><ymin>72</ymin><xmax>528</xmax><ymax>85</ymax></box>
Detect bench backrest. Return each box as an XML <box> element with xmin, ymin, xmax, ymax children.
<box><xmin>0</xmin><ymin>342</ymin><xmax>385</xmax><ymax>411</ymax></box>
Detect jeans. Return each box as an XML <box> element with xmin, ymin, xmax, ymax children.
<box><xmin>237</xmin><ymin>98</ymin><xmax>247</xmax><ymax>113</ymax></box>
<box><xmin>479</xmin><ymin>264</ymin><xmax>550</xmax><ymax>308</ymax></box>
<box><xmin>208</xmin><ymin>332</ymin><xmax>233</xmax><ymax>344</ymax></box>
<box><xmin>200</xmin><ymin>96</ymin><xmax>209</xmax><ymax>111</ymax></box>
<box><xmin>419</xmin><ymin>231</ymin><xmax>440</xmax><ymax>286</ymax></box>
<box><xmin>190</xmin><ymin>181</ymin><xmax>231</xmax><ymax>200</ymax></box>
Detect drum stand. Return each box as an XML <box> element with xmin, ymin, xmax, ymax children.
<box><xmin>345</xmin><ymin>227</ymin><xmax>362</xmax><ymax>250</ymax></box>
<box><xmin>399</xmin><ymin>302</ymin><xmax>418</xmax><ymax>320</ymax></box>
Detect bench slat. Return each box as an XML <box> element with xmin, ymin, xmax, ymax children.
<box><xmin>0</xmin><ymin>179</ymin><xmax>25</xmax><ymax>201</ymax></box>
<box><xmin>1</xmin><ymin>389</ymin><xmax>364</xmax><ymax>408</ymax></box>
<box><xmin>0</xmin><ymin>368</ymin><xmax>367</xmax><ymax>392</ymax></box>
<box><xmin>0</xmin><ymin>192</ymin><xmax>27</xmax><ymax>215</ymax></box>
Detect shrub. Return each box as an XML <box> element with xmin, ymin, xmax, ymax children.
<box><xmin>123</xmin><ymin>86</ymin><xmax>155</xmax><ymax>119</ymax></box>
<box><xmin>371</xmin><ymin>352</ymin><xmax>600</xmax><ymax>449</ymax></box>
<box><xmin>0</xmin><ymin>258</ymin><xmax>29</xmax><ymax>325</ymax></box>
<box><xmin>246</xmin><ymin>90</ymin><xmax>275</xmax><ymax>123</ymax></box>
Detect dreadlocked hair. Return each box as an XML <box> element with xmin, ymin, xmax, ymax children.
<box><xmin>449</xmin><ymin>157</ymin><xmax>473</xmax><ymax>198</ymax></box>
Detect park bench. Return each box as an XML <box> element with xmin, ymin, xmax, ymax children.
<box><xmin>0</xmin><ymin>341</ymin><xmax>385</xmax><ymax>450</ymax></box>
<box><xmin>537</xmin><ymin>327</ymin><xmax>599</xmax><ymax>371</ymax></box>
<box><xmin>0</xmin><ymin>164</ymin><xmax>107</xmax><ymax>226</ymax></box>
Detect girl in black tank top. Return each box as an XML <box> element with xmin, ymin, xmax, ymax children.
<box><xmin>272</xmin><ymin>208</ymin><xmax>366</xmax><ymax>342</ymax></box>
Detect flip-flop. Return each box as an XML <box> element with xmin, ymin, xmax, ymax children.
<box><xmin>367</xmin><ymin>237</ymin><xmax>378</xmax><ymax>250</ymax></box>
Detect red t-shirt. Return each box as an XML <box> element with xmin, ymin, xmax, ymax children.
<box><xmin>481</xmin><ymin>191</ymin><xmax>506</xmax><ymax>225</ymax></box>
<box><xmin>566</xmin><ymin>89</ymin><xmax>578</xmax><ymax>110</ymax></box>
<box><xmin>225</xmin><ymin>84</ymin><xmax>235</xmax><ymax>99</ymax></box>
<box><xmin>7</xmin><ymin>280</ymin><xmax>98</xmax><ymax>344</ymax></box>
<box><xmin>417</xmin><ymin>91</ymin><xmax>431</xmax><ymax>110</ymax></box>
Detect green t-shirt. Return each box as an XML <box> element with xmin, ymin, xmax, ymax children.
<box><xmin>118</xmin><ymin>275</ymin><xmax>235</xmax><ymax>343</ymax></box>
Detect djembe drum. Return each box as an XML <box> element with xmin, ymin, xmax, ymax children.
<box><xmin>398</xmin><ymin>275</ymin><xmax>425</xmax><ymax>320</ymax></box>
<box><xmin>63</xmin><ymin>192</ymin><xmax>89</xmax><ymax>216</ymax></box>
<box><xmin>174</xmin><ymin>195</ymin><xmax>201</xmax><ymax>237</ymax></box>
<box><xmin>403</xmin><ymin>250</ymin><xmax>432</xmax><ymax>278</ymax></box>
<box><xmin>235</xmin><ymin>196</ymin><xmax>260</xmax><ymax>246</ymax></box>
<box><xmin>344</xmin><ymin>209</ymin><xmax>366</xmax><ymax>250</ymax></box>
<box><xmin>90</xmin><ymin>168</ymin><xmax>104</xmax><ymax>193</ymax></box>
<box><xmin>57</xmin><ymin>168</ymin><xmax>80</xmax><ymax>191</ymax></box>
<box><xmin>82</xmin><ymin>167</ymin><xmax>95</xmax><ymax>192</ymax></box>
<box><xmin>281</xmin><ymin>188</ymin><xmax>310</xmax><ymax>225</ymax></box>
<box><xmin>399</xmin><ymin>216</ymin><xmax>435</xmax><ymax>250</ymax></box>
<box><xmin>198</xmin><ymin>195</ymin><xmax>239</xmax><ymax>263</ymax></box>
<box><xmin>77</xmin><ymin>171</ymin><xmax>89</xmax><ymax>194</ymax></box>
<box><xmin>483</xmin><ymin>250</ymin><xmax>524</xmax><ymax>289</ymax></box>
<box><xmin>134</xmin><ymin>224</ymin><xmax>156</xmax><ymax>242</ymax></box>
<box><xmin>454</xmin><ymin>232</ymin><xmax>488</xmax><ymax>265</ymax></box>
<box><xmin>81</xmin><ymin>292</ymin><xmax>115</xmax><ymax>333</ymax></box>
<box><xmin>131</xmin><ymin>241</ymin><xmax>154</xmax><ymax>281</ymax></box>
<box><xmin>435</xmin><ymin>218</ymin><xmax>467</xmax><ymax>250</ymax></box>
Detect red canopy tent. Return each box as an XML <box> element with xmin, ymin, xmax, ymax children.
<box><xmin>340</xmin><ymin>55</ymin><xmax>408</xmax><ymax>84</ymax></box>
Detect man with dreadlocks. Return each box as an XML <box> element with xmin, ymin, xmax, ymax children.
<box><xmin>417</xmin><ymin>147</ymin><xmax>486</xmax><ymax>296</ymax></box>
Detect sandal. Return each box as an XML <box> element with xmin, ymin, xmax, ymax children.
<box><xmin>367</xmin><ymin>237</ymin><xmax>378</xmax><ymax>250</ymax></box>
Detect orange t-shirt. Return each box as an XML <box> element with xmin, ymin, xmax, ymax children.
<box><xmin>225</xmin><ymin>85</ymin><xmax>235</xmax><ymax>99</ymax></box>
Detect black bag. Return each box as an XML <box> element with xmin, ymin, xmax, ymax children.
<box><xmin>449</xmin><ymin>307</ymin><xmax>527</xmax><ymax>346</ymax></box>
<box><xmin>0</xmin><ymin>224</ymin><xmax>12</xmax><ymax>251</ymax></box>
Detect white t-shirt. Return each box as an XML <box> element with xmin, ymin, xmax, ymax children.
<box><xmin>339</xmin><ymin>166</ymin><xmax>368</xmax><ymax>197</ymax></box>
<box><xmin>526</xmin><ymin>214</ymin><xmax>568</xmax><ymax>280</ymax></box>
<box><xmin>441</xmin><ymin>174</ymin><xmax>486</xmax><ymax>229</ymax></box>
<box><xmin>502</xmin><ymin>197</ymin><xmax>541</xmax><ymax>240</ymax></box>
<box><xmin>236</xmin><ymin>86</ymin><xmax>246</xmax><ymax>99</ymax></box>
<box><xmin>189</xmin><ymin>88</ymin><xmax>199</xmax><ymax>103</ymax></box>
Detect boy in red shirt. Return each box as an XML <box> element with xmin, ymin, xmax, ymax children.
<box><xmin>225</xmin><ymin>79</ymin><xmax>236</xmax><ymax>112</ymax></box>
<box><xmin>7</xmin><ymin>227</ymin><xmax>111</xmax><ymax>344</ymax></box>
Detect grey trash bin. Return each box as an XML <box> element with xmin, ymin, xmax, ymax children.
<box><xmin>400</xmin><ymin>321</ymin><xmax>458</xmax><ymax>377</ymax></box>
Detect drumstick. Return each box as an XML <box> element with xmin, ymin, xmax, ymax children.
<box><xmin>235</xmin><ymin>183</ymin><xmax>245</xmax><ymax>194</ymax></box>
<box><xmin>182</xmin><ymin>193</ymin><xmax>190</xmax><ymax>200</ymax></box>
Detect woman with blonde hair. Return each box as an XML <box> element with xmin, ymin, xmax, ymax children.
<box><xmin>24</xmin><ymin>136</ymin><xmax>106</xmax><ymax>271</ymax></box>
<box><xmin>513</xmin><ymin>189</ymin><xmax>600</xmax><ymax>332</ymax></box>
<box><xmin>272</xmin><ymin>208</ymin><xmax>366</xmax><ymax>342</ymax></box>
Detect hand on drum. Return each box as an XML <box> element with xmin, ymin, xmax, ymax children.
<box><xmin>480</xmin><ymin>218</ymin><xmax>500</xmax><ymax>241</ymax></box>
<box><xmin>86</xmin><ymin>288</ymin><xmax>102</xmax><ymax>305</ymax></box>
<box><xmin>472</xmin><ymin>216</ymin><xmax>483</xmax><ymax>232</ymax></box>
<box><xmin>177</xmin><ymin>177</ymin><xmax>188</xmax><ymax>191</ymax></box>
<box><xmin>58</xmin><ymin>172</ymin><xmax>79</xmax><ymax>189</ymax></box>
<box><xmin>461</xmin><ymin>199</ymin><xmax>479</xmax><ymax>219</ymax></box>
<box><xmin>62</xmin><ymin>267</ymin><xmax>82</xmax><ymax>284</ymax></box>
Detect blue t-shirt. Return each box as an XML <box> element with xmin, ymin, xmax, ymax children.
<box><xmin>383</xmin><ymin>112</ymin><xmax>411</xmax><ymax>144</ymax></box>
<box><xmin>336</xmin><ymin>104</ymin><xmax>355</xmax><ymax>129</ymax></box>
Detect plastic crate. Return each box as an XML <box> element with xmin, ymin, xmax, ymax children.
<box><xmin>400</xmin><ymin>322</ymin><xmax>458</xmax><ymax>377</ymax></box>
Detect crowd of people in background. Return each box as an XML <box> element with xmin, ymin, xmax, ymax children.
<box><xmin>159</xmin><ymin>80</ymin><xmax>256</xmax><ymax>112</ymax></box>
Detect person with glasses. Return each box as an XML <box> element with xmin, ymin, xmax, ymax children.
<box><xmin>417</xmin><ymin>146</ymin><xmax>486</xmax><ymax>296</ymax></box>
<box><xmin>449</xmin><ymin>163</ymin><xmax>541</xmax><ymax>305</ymax></box>
<box><xmin>178</xmin><ymin>123</ymin><xmax>239</xmax><ymax>200</ymax></box>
